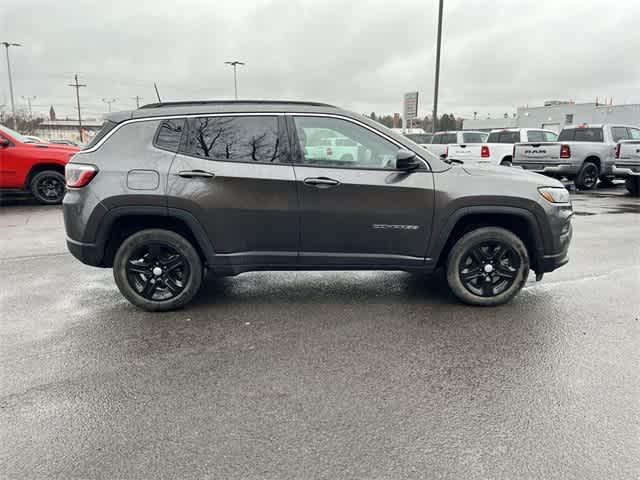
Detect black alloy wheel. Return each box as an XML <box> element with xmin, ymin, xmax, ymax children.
<box><xmin>31</xmin><ymin>171</ymin><xmax>66</xmax><ymax>204</ymax></box>
<box><xmin>125</xmin><ymin>243</ymin><xmax>190</xmax><ymax>301</ymax></box>
<box><xmin>458</xmin><ymin>241</ymin><xmax>521</xmax><ymax>298</ymax></box>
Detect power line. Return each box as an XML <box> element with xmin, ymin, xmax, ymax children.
<box><xmin>68</xmin><ymin>74</ymin><xmax>86</xmax><ymax>141</ymax></box>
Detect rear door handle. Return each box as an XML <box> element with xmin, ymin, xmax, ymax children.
<box><xmin>177</xmin><ymin>170</ymin><xmax>215</xmax><ymax>179</ymax></box>
<box><xmin>303</xmin><ymin>177</ymin><xmax>340</xmax><ymax>188</ymax></box>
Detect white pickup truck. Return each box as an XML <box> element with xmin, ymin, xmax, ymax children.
<box><xmin>513</xmin><ymin>124</ymin><xmax>640</xmax><ymax>190</ymax></box>
<box><xmin>447</xmin><ymin>128</ymin><xmax>558</xmax><ymax>166</ymax></box>
<box><xmin>613</xmin><ymin>139</ymin><xmax>640</xmax><ymax>195</ymax></box>
<box><xmin>424</xmin><ymin>131</ymin><xmax>487</xmax><ymax>158</ymax></box>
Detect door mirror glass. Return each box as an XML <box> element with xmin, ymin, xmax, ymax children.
<box><xmin>0</xmin><ymin>138</ymin><xmax>10</xmax><ymax>147</ymax></box>
<box><xmin>396</xmin><ymin>149</ymin><xmax>420</xmax><ymax>170</ymax></box>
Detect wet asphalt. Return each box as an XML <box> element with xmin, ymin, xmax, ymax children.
<box><xmin>0</xmin><ymin>186</ymin><xmax>639</xmax><ymax>479</ymax></box>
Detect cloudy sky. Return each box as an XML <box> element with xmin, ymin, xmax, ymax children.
<box><xmin>1</xmin><ymin>0</ymin><xmax>639</xmax><ymax>120</ymax></box>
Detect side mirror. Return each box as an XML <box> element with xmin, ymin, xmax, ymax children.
<box><xmin>0</xmin><ymin>138</ymin><xmax>9</xmax><ymax>147</ymax></box>
<box><xmin>396</xmin><ymin>149</ymin><xmax>420</xmax><ymax>170</ymax></box>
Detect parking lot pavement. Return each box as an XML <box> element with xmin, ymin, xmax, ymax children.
<box><xmin>1</xmin><ymin>187</ymin><xmax>639</xmax><ymax>479</ymax></box>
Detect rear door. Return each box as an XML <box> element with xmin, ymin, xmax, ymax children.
<box><xmin>166</xmin><ymin>114</ymin><xmax>299</xmax><ymax>267</ymax></box>
<box><xmin>289</xmin><ymin>114</ymin><xmax>434</xmax><ymax>267</ymax></box>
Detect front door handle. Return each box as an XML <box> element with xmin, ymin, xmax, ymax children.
<box><xmin>177</xmin><ymin>170</ymin><xmax>215</xmax><ymax>179</ymax></box>
<box><xmin>303</xmin><ymin>177</ymin><xmax>340</xmax><ymax>188</ymax></box>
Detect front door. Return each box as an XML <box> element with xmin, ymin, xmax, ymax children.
<box><xmin>289</xmin><ymin>115</ymin><xmax>435</xmax><ymax>268</ymax></box>
<box><xmin>166</xmin><ymin>114</ymin><xmax>299</xmax><ymax>269</ymax></box>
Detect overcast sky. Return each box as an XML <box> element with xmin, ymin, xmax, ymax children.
<box><xmin>1</xmin><ymin>0</ymin><xmax>639</xmax><ymax>120</ymax></box>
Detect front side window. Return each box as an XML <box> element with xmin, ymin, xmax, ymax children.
<box><xmin>544</xmin><ymin>131</ymin><xmax>558</xmax><ymax>141</ymax></box>
<box><xmin>629</xmin><ymin>128</ymin><xmax>640</xmax><ymax>140</ymax></box>
<box><xmin>293</xmin><ymin>116</ymin><xmax>399</xmax><ymax>169</ymax></box>
<box><xmin>182</xmin><ymin>116</ymin><xmax>281</xmax><ymax>163</ymax></box>
<box><xmin>154</xmin><ymin>119</ymin><xmax>184</xmax><ymax>152</ymax></box>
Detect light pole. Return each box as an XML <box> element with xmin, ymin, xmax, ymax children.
<box><xmin>102</xmin><ymin>98</ymin><xmax>116</xmax><ymax>113</ymax></box>
<box><xmin>224</xmin><ymin>61</ymin><xmax>245</xmax><ymax>99</ymax></box>
<box><xmin>432</xmin><ymin>0</ymin><xmax>443</xmax><ymax>133</ymax></box>
<box><xmin>2</xmin><ymin>41</ymin><xmax>21</xmax><ymax>129</ymax></box>
<box><xmin>22</xmin><ymin>95</ymin><xmax>36</xmax><ymax>119</ymax></box>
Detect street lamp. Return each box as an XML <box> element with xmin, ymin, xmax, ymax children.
<box><xmin>102</xmin><ymin>98</ymin><xmax>116</xmax><ymax>113</ymax></box>
<box><xmin>224</xmin><ymin>61</ymin><xmax>245</xmax><ymax>100</ymax></box>
<box><xmin>2</xmin><ymin>41</ymin><xmax>21</xmax><ymax>129</ymax></box>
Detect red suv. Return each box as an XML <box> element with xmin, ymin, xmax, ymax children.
<box><xmin>0</xmin><ymin>124</ymin><xmax>79</xmax><ymax>204</ymax></box>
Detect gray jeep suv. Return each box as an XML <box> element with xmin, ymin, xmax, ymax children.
<box><xmin>63</xmin><ymin>100</ymin><xmax>573</xmax><ymax>311</ymax></box>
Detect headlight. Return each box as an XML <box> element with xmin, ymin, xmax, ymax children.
<box><xmin>538</xmin><ymin>187</ymin><xmax>570</xmax><ymax>204</ymax></box>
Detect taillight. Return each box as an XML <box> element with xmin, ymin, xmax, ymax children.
<box><xmin>512</xmin><ymin>144</ymin><xmax>516</xmax><ymax>158</ymax></box>
<box><xmin>444</xmin><ymin>146</ymin><xmax>449</xmax><ymax>157</ymax></box>
<box><xmin>615</xmin><ymin>143</ymin><xmax>621</xmax><ymax>159</ymax></box>
<box><xmin>66</xmin><ymin>163</ymin><xmax>98</xmax><ymax>188</ymax></box>
<box><xmin>481</xmin><ymin>145</ymin><xmax>490</xmax><ymax>158</ymax></box>
<box><xmin>560</xmin><ymin>144</ymin><xmax>571</xmax><ymax>159</ymax></box>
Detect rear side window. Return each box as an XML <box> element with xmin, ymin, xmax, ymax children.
<box><xmin>558</xmin><ymin>128</ymin><xmax>604</xmax><ymax>142</ymax></box>
<box><xmin>487</xmin><ymin>131</ymin><xmax>520</xmax><ymax>143</ymax></box>
<box><xmin>83</xmin><ymin>120</ymin><xmax>117</xmax><ymax>149</ymax></box>
<box><xmin>154</xmin><ymin>119</ymin><xmax>184</xmax><ymax>152</ymax></box>
<box><xmin>611</xmin><ymin>127</ymin><xmax>630</xmax><ymax>142</ymax></box>
<box><xmin>181</xmin><ymin>116</ymin><xmax>282</xmax><ymax>163</ymax></box>
<box><xmin>544</xmin><ymin>131</ymin><xmax>558</xmax><ymax>141</ymax></box>
<box><xmin>462</xmin><ymin>132</ymin><xmax>484</xmax><ymax>144</ymax></box>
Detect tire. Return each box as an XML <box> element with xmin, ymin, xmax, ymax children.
<box><xmin>30</xmin><ymin>170</ymin><xmax>66</xmax><ymax>204</ymax></box>
<box><xmin>446</xmin><ymin>227</ymin><xmax>529</xmax><ymax>306</ymax></box>
<box><xmin>113</xmin><ymin>229</ymin><xmax>203</xmax><ymax>311</ymax></box>
<box><xmin>626</xmin><ymin>176</ymin><xmax>640</xmax><ymax>196</ymax></box>
<box><xmin>500</xmin><ymin>157</ymin><xmax>512</xmax><ymax>167</ymax></box>
<box><xmin>575</xmin><ymin>162</ymin><xmax>599</xmax><ymax>190</ymax></box>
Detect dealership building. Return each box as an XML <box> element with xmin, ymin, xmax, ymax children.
<box><xmin>463</xmin><ymin>101</ymin><xmax>640</xmax><ymax>132</ymax></box>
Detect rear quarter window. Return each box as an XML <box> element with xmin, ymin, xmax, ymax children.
<box><xmin>154</xmin><ymin>119</ymin><xmax>185</xmax><ymax>152</ymax></box>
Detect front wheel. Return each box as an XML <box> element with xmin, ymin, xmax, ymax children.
<box><xmin>113</xmin><ymin>229</ymin><xmax>203</xmax><ymax>311</ymax></box>
<box><xmin>446</xmin><ymin>227</ymin><xmax>529</xmax><ymax>306</ymax></box>
<box><xmin>30</xmin><ymin>170</ymin><xmax>66</xmax><ymax>204</ymax></box>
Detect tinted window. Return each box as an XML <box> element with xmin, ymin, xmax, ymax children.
<box><xmin>526</xmin><ymin>130</ymin><xmax>545</xmax><ymax>142</ymax></box>
<box><xmin>154</xmin><ymin>119</ymin><xmax>184</xmax><ymax>152</ymax></box>
<box><xmin>441</xmin><ymin>133</ymin><xmax>457</xmax><ymax>144</ymax></box>
<box><xmin>559</xmin><ymin>128</ymin><xmax>603</xmax><ymax>142</ymax></box>
<box><xmin>629</xmin><ymin>128</ymin><xmax>640</xmax><ymax>140</ymax></box>
<box><xmin>182</xmin><ymin>116</ymin><xmax>281</xmax><ymax>163</ymax></box>
<box><xmin>293</xmin><ymin>116</ymin><xmax>399</xmax><ymax>169</ymax></box>
<box><xmin>611</xmin><ymin>127</ymin><xmax>629</xmax><ymax>142</ymax></box>
<box><xmin>83</xmin><ymin>120</ymin><xmax>117</xmax><ymax>149</ymax></box>
<box><xmin>462</xmin><ymin>132</ymin><xmax>485</xmax><ymax>143</ymax></box>
<box><xmin>487</xmin><ymin>131</ymin><xmax>520</xmax><ymax>143</ymax></box>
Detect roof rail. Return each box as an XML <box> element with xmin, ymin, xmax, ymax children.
<box><xmin>139</xmin><ymin>100</ymin><xmax>336</xmax><ymax>109</ymax></box>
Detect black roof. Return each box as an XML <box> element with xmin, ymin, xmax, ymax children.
<box><xmin>139</xmin><ymin>100</ymin><xmax>335</xmax><ymax>109</ymax></box>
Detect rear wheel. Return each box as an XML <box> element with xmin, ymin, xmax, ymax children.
<box><xmin>500</xmin><ymin>157</ymin><xmax>512</xmax><ymax>167</ymax></box>
<box><xmin>626</xmin><ymin>176</ymin><xmax>640</xmax><ymax>196</ymax></box>
<box><xmin>113</xmin><ymin>229</ymin><xmax>202</xmax><ymax>311</ymax></box>
<box><xmin>446</xmin><ymin>227</ymin><xmax>529</xmax><ymax>306</ymax></box>
<box><xmin>30</xmin><ymin>170</ymin><xmax>66</xmax><ymax>204</ymax></box>
<box><xmin>575</xmin><ymin>162</ymin><xmax>598</xmax><ymax>190</ymax></box>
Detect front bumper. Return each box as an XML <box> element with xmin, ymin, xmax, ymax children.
<box><xmin>538</xmin><ymin>207</ymin><xmax>573</xmax><ymax>273</ymax></box>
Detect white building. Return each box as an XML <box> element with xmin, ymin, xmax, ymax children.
<box><xmin>463</xmin><ymin>102</ymin><xmax>640</xmax><ymax>132</ymax></box>
<box><xmin>35</xmin><ymin>119</ymin><xmax>104</xmax><ymax>143</ymax></box>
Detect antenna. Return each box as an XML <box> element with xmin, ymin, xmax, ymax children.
<box><xmin>154</xmin><ymin>82</ymin><xmax>161</xmax><ymax>102</ymax></box>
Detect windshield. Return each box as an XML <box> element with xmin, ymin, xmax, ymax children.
<box><xmin>405</xmin><ymin>133</ymin><xmax>432</xmax><ymax>144</ymax></box>
<box><xmin>0</xmin><ymin>124</ymin><xmax>31</xmax><ymax>143</ymax></box>
<box><xmin>558</xmin><ymin>127</ymin><xmax>604</xmax><ymax>142</ymax></box>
